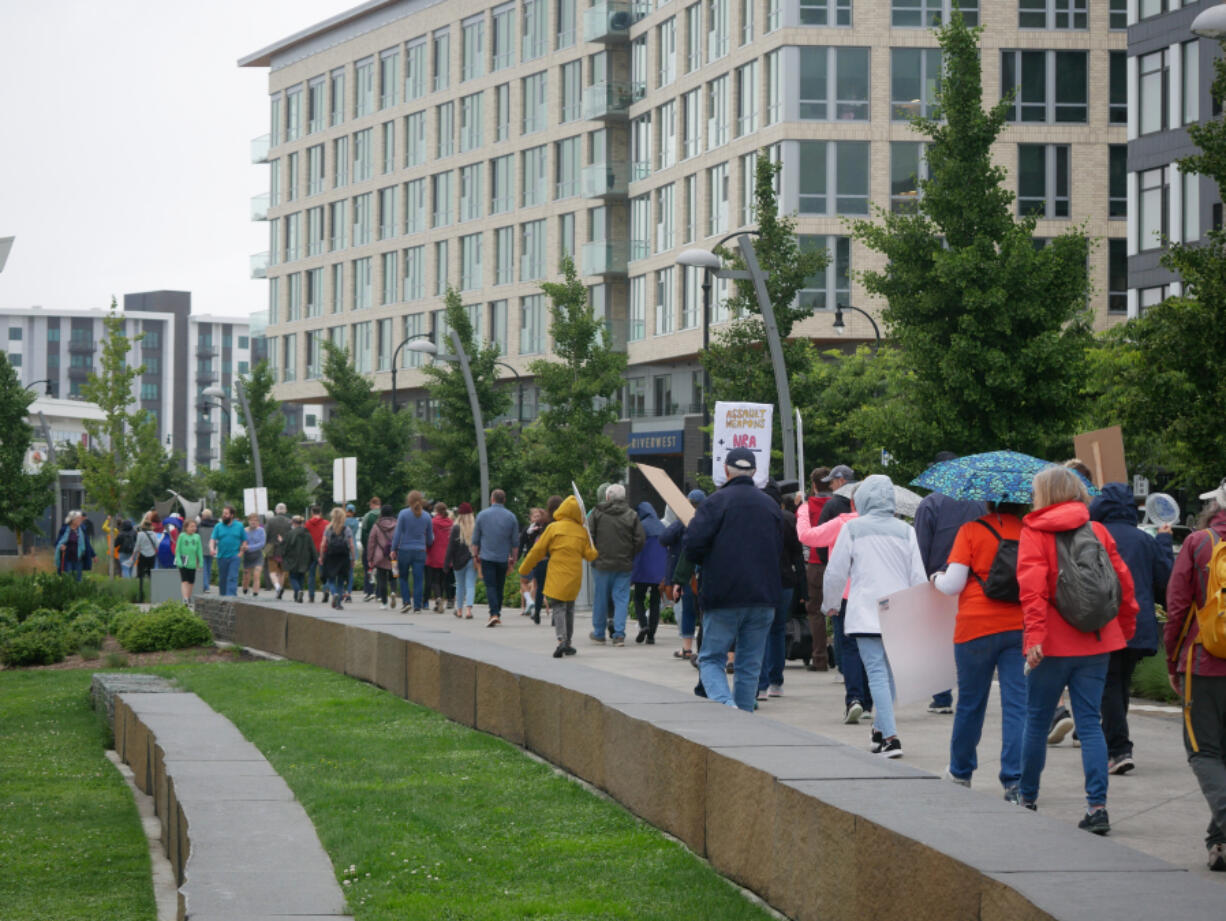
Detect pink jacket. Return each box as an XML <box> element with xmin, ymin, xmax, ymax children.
<box><xmin>796</xmin><ymin>504</ymin><xmax>857</xmax><ymax>602</ymax></box>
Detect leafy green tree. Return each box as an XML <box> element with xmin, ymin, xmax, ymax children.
<box><xmin>319</xmin><ymin>340</ymin><xmax>416</xmax><ymax>502</ymax></box>
<box><xmin>124</xmin><ymin>411</ymin><xmax>206</xmax><ymax>516</ymax></box>
<box><xmin>520</xmin><ymin>257</ymin><xmax>628</xmax><ymax>504</ymax></box>
<box><xmin>208</xmin><ymin>362</ymin><xmax>312</xmax><ymax>512</ymax></box>
<box><xmin>79</xmin><ymin>302</ymin><xmax>142</xmax><ymax>520</ymax></box>
<box><xmin>0</xmin><ymin>355</ymin><xmax>57</xmax><ymax>550</ymax></box>
<box><xmin>1084</xmin><ymin>45</ymin><xmax>1226</xmax><ymax>492</ymax></box>
<box><xmin>851</xmin><ymin>12</ymin><xmax>1092</xmax><ymax>469</ymax></box>
<box><xmin>410</xmin><ymin>288</ymin><xmax>522</xmax><ymax>510</ymax></box>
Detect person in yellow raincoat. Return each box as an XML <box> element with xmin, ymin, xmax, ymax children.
<box><xmin>518</xmin><ymin>495</ymin><xmax>598</xmax><ymax>658</ymax></box>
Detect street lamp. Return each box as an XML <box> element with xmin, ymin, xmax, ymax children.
<box><xmin>1192</xmin><ymin>5</ymin><xmax>1226</xmax><ymax>38</ymax></box>
<box><xmin>676</xmin><ymin>233</ymin><xmax>798</xmax><ymax>482</ymax></box>
<box><xmin>202</xmin><ymin>380</ymin><xmax>263</xmax><ymax>488</ymax></box>
<box><xmin>494</xmin><ymin>361</ymin><xmax>524</xmax><ymax>424</ymax></box>
<box><xmin>676</xmin><ymin>248</ymin><xmax>722</xmax><ymax>474</ymax></box>
<box><xmin>832</xmin><ymin>304</ymin><xmax>882</xmax><ymax>347</ymax></box>
<box><xmin>23</xmin><ymin>379</ymin><xmax>54</xmax><ymax>396</ymax></box>
<box><xmin>406</xmin><ymin>331</ymin><xmax>491</xmax><ymax>510</ymax></box>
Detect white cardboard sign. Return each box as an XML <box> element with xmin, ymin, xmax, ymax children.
<box><xmin>333</xmin><ymin>457</ymin><xmax>358</xmax><ymax>504</ymax></box>
<box><xmin>877</xmin><ymin>582</ymin><xmax>958</xmax><ymax>707</ymax></box>
<box><xmin>712</xmin><ymin>401</ymin><xmax>773</xmax><ymax>488</ymax></box>
<box><xmin>243</xmin><ymin>487</ymin><xmax>269</xmax><ymax>518</ymax></box>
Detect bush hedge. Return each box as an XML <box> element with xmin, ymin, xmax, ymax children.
<box><xmin>0</xmin><ymin>572</ymin><xmax>134</xmax><ymax>623</ymax></box>
<box><xmin>114</xmin><ymin>602</ymin><xmax>212</xmax><ymax>653</ymax></box>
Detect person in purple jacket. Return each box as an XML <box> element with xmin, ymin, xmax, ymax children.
<box><xmin>632</xmin><ymin>501</ymin><xmax>669</xmax><ymax>644</ymax></box>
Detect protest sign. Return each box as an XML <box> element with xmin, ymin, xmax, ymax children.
<box><xmin>333</xmin><ymin>457</ymin><xmax>358</xmax><ymax>504</ymax></box>
<box><xmin>636</xmin><ymin>462</ymin><xmax>696</xmax><ymax>525</ymax></box>
<box><xmin>243</xmin><ymin>487</ymin><xmax>269</xmax><ymax>518</ymax></box>
<box><xmin>712</xmin><ymin>401</ymin><xmax>772</xmax><ymax>488</ymax></box>
<box><xmin>1072</xmin><ymin>426</ymin><xmax>1127</xmax><ymax>488</ymax></box>
<box><xmin>877</xmin><ymin>583</ymin><xmax>958</xmax><ymax>706</ymax></box>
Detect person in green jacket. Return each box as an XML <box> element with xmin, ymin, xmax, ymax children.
<box><xmin>174</xmin><ymin>519</ymin><xmax>205</xmax><ymax>605</ymax></box>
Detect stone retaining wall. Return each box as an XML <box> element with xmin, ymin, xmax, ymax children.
<box><xmin>224</xmin><ymin>601</ymin><xmax>1224</xmax><ymax>921</ymax></box>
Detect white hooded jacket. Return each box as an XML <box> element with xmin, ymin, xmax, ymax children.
<box><xmin>822</xmin><ymin>475</ymin><xmax>927</xmax><ymax>635</ymax></box>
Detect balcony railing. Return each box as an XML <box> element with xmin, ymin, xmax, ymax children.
<box><xmin>581</xmin><ymin>81</ymin><xmax>632</xmax><ymax>120</ymax></box>
<box><xmin>583</xmin><ymin>1</ymin><xmax>633</xmax><ymax>42</ymax></box>
<box><xmin>67</xmin><ymin>339</ymin><xmax>95</xmax><ymax>354</ymax></box>
<box><xmin>581</xmin><ymin>241</ymin><xmax>629</xmax><ymax>276</ymax></box>
<box><xmin>251</xmin><ymin>134</ymin><xmax>271</xmax><ymax>164</ymax></box>
<box><xmin>250</xmin><ymin>192</ymin><xmax>269</xmax><ymax>221</ymax></box>
<box><xmin>250</xmin><ymin>251</ymin><xmax>270</xmax><ymax>279</ymax></box>
<box><xmin>582</xmin><ymin>162</ymin><xmax>629</xmax><ymax>198</ymax></box>
<box><xmin>197</xmin><ymin>344</ymin><xmax>217</xmax><ymax>359</ymax></box>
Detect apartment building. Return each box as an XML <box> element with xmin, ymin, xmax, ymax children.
<box><xmin>0</xmin><ymin>293</ymin><xmax>252</xmax><ymax>474</ymax></box>
<box><xmin>1126</xmin><ymin>0</ymin><xmax>1220</xmax><ymax>315</ymax></box>
<box><xmin>242</xmin><ymin>0</ymin><xmax>1128</xmax><ymax>484</ymax></box>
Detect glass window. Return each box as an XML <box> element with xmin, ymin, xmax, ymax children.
<box><xmin>488</xmin><ymin>300</ymin><xmax>508</xmax><ymax>353</ymax></box>
<box><xmin>353</xmin><ymin>128</ymin><xmax>373</xmax><ymax>181</ymax></box>
<box><xmin>1184</xmin><ymin>41</ymin><xmax>1200</xmax><ymax>126</ymax></box>
<box><xmin>1019</xmin><ymin>0</ymin><xmax>1087</xmax><ymax>30</ymax></box>
<box><xmin>522</xmin><ymin>146</ymin><xmax>548</xmax><ymax>207</ymax></box>
<box><xmin>352</xmin><ymin>322</ymin><xmax>372</xmax><ymax>373</ymax></box>
<box><xmin>523</xmin><ymin>0</ymin><xmax>547</xmax><ymax>61</ymax></box>
<box><xmin>381</xmin><ymin>252</ymin><xmax>398</xmax><ymax>305</ymax></box>
<box><xmin>1018</xmin><ymin>144</ymin><xmax>1071</xmax><ymax>219</ymax></box>
<box><xmin>559</xmin><ymin>211</ymin><xmax>575</xmax><ymax>261</ymax></box>
<box><xmin>686</xmin><ymin>3</ymin><xmax>703</xmax><ymax>73</ymax></box>
<box><xmin>892</xmin><ymin>0</ymin><xmax>978</xmax><ymax>27</ymax></box>
<box><xmin>656</xmin><ymin>183</ymin><xmax>675</xmax><ymax>252</ymax></box>
<box><xmin>462</xmin><ymin>15</ymin><xmax>485</xmax><ymax>82</ymax></box>
<box><xmin>1109</xmin><ymin>145</ymin><xmax>1127</xmax><ymax>219</ymax></box>
<box><xmin>800</xmin><ymin>47</ymin><xmax>869</xmax><ymax>121</ymax></box>
<box><xmin>523</xmin><ymin>71</ymin><xmax>548</xmax><ymax>134</ymax></box>
<box><xmin>495</xmin><ymin>226</ymin><xmax>514</xmax><ymax>285</ymax></box>
<box><xmin>495</xmin><ymin>83</ymin><xmax>511</xmax><ymax>142</ymax></box>
<box><xmin>285</xmin><ymin>86</ymin><xmax>303</xmax><ymax>141</ymax></box>
<box><xmin>405</xmin><ymin>178</ymin><xmax>426</xmax><ymax>233</ymax></box>
<box><xmin>433</xmin><ymin>28</ymin><xmax>451</xmax><ymax>92</ymax></box>
<box><xmin>707</xmin><ymin>162</ymin><xmax>729</xmax><ymax>235</ymax></box>
<box><xmin>404</xmin><ymin>246</ymin><xmax>425</xmax><ymax>300</ymax></box>
<box><xmin>737</xmin><ymin>62</ymin><xmax>759</xmax><ymax>136</ymax></box>
<box><xmin>519</xmin><ymin>294</ymin><xmax>545</xmax><ymax>354</ymax></box>
<box><xmin>1107</xmin><ymin>239</ymin><xmax>1127</xmax><ymax>314</ymax></box>
<box><xmin>492</xmin><ymin>3</ymin><xmax>515</xmax><ymax>71</ymax></box>
<box><xmin>432</xmin><ymin>171</ymin><xmax>453</xmax><ymax>227</ymax></box>
<box><xmin>1109</xmin><ymin>0</ymin><xmax>1127</xmax><ymax>29</ymax></box>
<box><xmin>1139</xmin><ymin>50</ymin><xmax>1168</xmax><ymax>135</ymax></box>
<box><xmin>801</xmin><ymin>0</ymin><xmax>852</xmax><ymax>26</ymax></box>
<box><xmin>797</xmin><ymin>141</ymin><xmax>869</xmax><ymax>215</ymax></box>
<box><xmin>460</xmin><ymin>164</ymin><xmax>483</xmax><ymax>221</ymax></box>
<box><xmin>707</xmin><ymin>0</ymin><xmax>729</xmax><ymax>62</ymax></box>
<box><xmin>353</xmin><ymin>258</ymin><xmax>372</xmax><ymax>310</ymax></box>
<box><xmin>351</xmin><ymin>193</ymin><xmax>372</xmax><ymax>246</ymax></box>
<box><xmin>355</xmin><ymin>58</ymin><xmax>374</xmax><ymax>116</ymax></box>
<box><xmin>308</xmin><ymin>77</ymin><xmax>326</xmax><ymax>133</ymax></box>
<box><xmin>556</xmin><ymin>136</ymin><xmax>581</xmax><ymax>199</ymax></box>
<box><xmin>491</xmin><ymin>155</ymin><xmax>515</xmax><ymax>214</ymax></box>
<box><xmin>740</xmin><ymin>151</ymin><xmax>757</xmax><ymax>226</ymax></box>
<box><xmin>435</xmin><ymin>240</ymin><xmax>449</xmax><ymax>296</ymax></box>
<box><xmin>330</xmin><ymin>69</ymin><xmax>345</xmax><ymax>126</ymax></box>
<box><xmin>557</xmin><ymin>0</ymin><xmax>575</xmax><ymax>49</ymax></box>
<box><xmin>632</xmin><ymin>36</ymin><xmax>648</xmax><ymax>101</ymax></box>
<box><xmin>1109</xmin><ymin>52</ymin><xmax>1127</xmax><ymax>125</ymax></box>
<box><xmin>683</xmin><ymin>88</ymin><xmax>703</xmax><ymax>158</ymax></box>
<box><xmin>658</xmin><ymin>101</ymin><xmax>678</xmax><ymax>169</ymax></box>
<box><xmin>766</xmin><ymin>50</ymin><xmax>782</xmax><ymax>124</ymax></box>
<box><xmin>286</xmin><ymin>152</ymin><xmax>299</xmax><ymax>202</ymax></box>
<box><xmin>891</xmin><ymin>48</ymin><xmax>941</xmax><ymax>121</ymax></box>
<box><xmin>461</xmin><ymin>233</ymin><xmax>483</xmax><ymax>290</ymax></box>
<box><xmin>632</xmin><ymin>114</ymin><xmax>652</xmax><ymax>179</ymax></box>
<box><xmin>405</xmin><ymin>37</ymin><xmax>427</xmax><ymax>101</ymax></box>
<box><xmin>631</xmin><ymin>195</ymin><xmax>651</xmax><ymax>260</ymax></box>
<box><xmin>890</xmin><ymin>141</ymin><xmax>927</xmax><ymax>212</ymax></box>
<box><xmin>1184</xmin><ymin>170</ymin><xmax>1201</xmax><ymax>243</ymax></box>
<box><xmin>655</xmin><ymin>268</ymin><xmax>675</xmax><ymax>337</ymax></box>
<box><xmin>1001</xmin><ymin>51</ymin><xmax>1087</xmax><ymax>123</ymax></box>
<box><xmin>520</xmin><ymin>219</ymin><xmax>546</xmax><ymax>281</ymax></box>
<box><xmin>561</xmin><ymin>61</ymin><xmax>582</xmax><ymax>123</ymax></box>
<box><xmin>659</xmin><ymin>18</ymin><xmax>677</xmax><ymax>88</ymax></box>
<box><xmin>1139</xmin><ymin>0</ymin><xmax>1166</xmax><ymax>20</ymax></box>
<box><xmin>378</xmin><ymin>186</ymin><xmax>397</xmax><ymax>239</ymax></box>
<box><xmin>330</xmin><ymin>200</ymin><xmax>349</xmax><ymax>251</ymax></box>
<box><xmin>683</xmin><ymin>174</ymin><xmax>697</xmax><ymax>243</ymax></box>
<box><xmin>405</xmin><ymin>111</ymin><xmax>426</xmax><ymax>166</ymax></box>
<box><xmin>707</xmin><ymin>75</ymin><xmax>729</xmax><ymax>148</ymax></box>
<box><xmin>436</xmin><ymin>102</ymin><xmax>455</xmax><ymax>158</ymax></box>
<box><xmin>331</xmin><ymin>263</ymin><xmax>344</xmax><ymax>313</ymax></box>
<box><xmin>797</xmin><ymin>236</ymin><xmax>850</xmax><ymax>311</ymax></box>
<box><xmin>381</xmin><ymin>121</ymin><xmax>395</xmax><ymax>174</ymax></box>
<box><xmin>629</xmin><ymin>276</ymin><xmax>647</xmax><ymax>342</ymax></box>
<box><xmin>380</xmin><ymin>49</ymin><xmax>398</xmax><ymax>108</ymax></box>
<box><xmin>307</xmin><ymin>145</ymin><xmax>325</xmax><ymax>196</ymax></box>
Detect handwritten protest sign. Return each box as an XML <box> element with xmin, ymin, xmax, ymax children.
<box><xmin>712</xmin><ymin>401</ymin><xmax>772</xmax><ymax>488</ymax></box>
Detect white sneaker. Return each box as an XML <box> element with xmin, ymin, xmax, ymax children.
<box><xmin>942</xmin><ymin>767</ymin><xmax>971</xmax><ymax>788</ymax></box>
<box><xmin>767</xmin><ymin>684</ymin><xmax>782</xmax><ymax>698</ymax></box>
<box><xmin>379</xmin><ymin>602</ymin><xmax>388</xmax><ymax>610</ymax></box>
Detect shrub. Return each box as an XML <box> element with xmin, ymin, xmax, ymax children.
<box><xmin>115</xmin><ymin>602</ymin><xmax>212</xmax><ymax>653</ymax></box>
<box><xmin>474</xmin><ymin>577</ymin><xmax>522</xmax><ymax>607</ymax></box>
<box><xmin>68</xmin><ymin>611</ymin><xmax>108</xmax><ymax>650</ymax></box>
<box><xmin>1</xmin><ymin>612</ymin><xmax>72</xmax><ymax>666</ymax></box>
<box><xmin>0</xmin><ymin>571</ymin><xmax>139</xmax><ymax>622</ymax></box>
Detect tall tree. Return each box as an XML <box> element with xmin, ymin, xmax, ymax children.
<box><xmin>521</xmin><ymin>256</ymin><xmax>628</xmax><ymax>504</ymax></box>
<box><xmin>410</xmin><ymin>288</ymin><xmax>522</xmax><ymax>509</ymax></box>
<box><xmin>208</xmin><ymin>362</ymin><xmax>312</xmax><ymax>512</ymax></box>
<box><xmin>79</xmin><ymin>302</ymin><xmax>142</xmax><ymax>520</ymax></box>
<box><xmin>0</xmin><ymin>355</ymin><xmax>57</xmax><ymax>550</ymax></box>
<box><xmin>124</xmin><ymin>410</ymin><xmax>205</xmax><ymax>516</ymax></box>
<box><xmin>1084</xmin><ymin>44</ymin><xmax>1226</xmax><ymax>492</ymax></box>
<box><xmin>851</xmin><ymin>12</ymin><xmax>1092</xmax><ymax>468</ymax></box>
<box><xmin>319</xmin><ymin>340</ymin><xmax>416</xmax><ymax>502</ymax></box>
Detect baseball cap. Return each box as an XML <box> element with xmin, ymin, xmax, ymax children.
<box><xmin>456</xmin><ymin>501</ymin><xmax>474</xmax><ymax>514</ymax></box>
<box><xmin>822</xmin><ymin>464</ymin><xmax>855</xmax><ymax>483</ymax></box>
<box><xmin>686</xmin><ymin>488</ymin><xmax>707</xmax><ymax>504</ymax></box>
<box><xmin>345</xmin><ymin>503</ymin><xmax>355</xmax><ymax>512</ymax></box>
<box><xmin>1200</xmin><ymin>478</ymin><xmax>1226</xmax><ymax>506</ymax></box>
<box><xmin>725</xmin><ymin>447</ymin><xmax>757</xmax><ymax>472</ymax></box>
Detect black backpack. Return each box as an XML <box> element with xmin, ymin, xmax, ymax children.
<box><xmin>1052</xmin><ymin>523</ymin><xmax>1121</xmax><ymax>635</ymax></box>
<box><xmin>970</xmin><ymin>519</ymin><xmax>1021</xmax><ymax>603</ymax></box>
<box><xmin>325</xmin><ymin>527</ymin><xmax>349</xmax><ymax>559</ymax></box>
<box><xmin>116</xmin><ymin>530</ymin><xmax>137</xmax><ymax>555</ymax></box>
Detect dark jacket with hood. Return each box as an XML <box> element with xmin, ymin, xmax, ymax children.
<box><xmin>914</xmin><ymin>492</ymin><xmax>988</xmax><ymax>576</ymax></box>
<box><xmin>631</xmin><ymin>502</ymin><xmax>669</xmax><ymax>584</ymax></box>
<box><xmin>1089</xmin><ymin>482</ymin><xmax>1173</xmax><ymax>654</ymax></box>
<box><xmin>684</xmin><ymin>475</ymin><xmax>784</xmax><ymax>610</ymax></box>
<box><xmin>589</xmin><ymin>497</ymin><xmax>645</xmax><ymax>571</ymax></box>
<box><xmin>282</xmin><ymin>525</ymin><xmax>318</xmax><ymax>573</ymax></box>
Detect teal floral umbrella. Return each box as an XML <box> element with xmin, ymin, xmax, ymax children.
<box><xmin>910</xmin><ymin>450</ymin><xmax>1096</xmax><ymax>504</ymax></box>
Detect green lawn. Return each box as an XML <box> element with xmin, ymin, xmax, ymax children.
<box><xmin>0</xmin><ymin>671</ymin><xmax>156</xmax><ymax>921</ymax></box>
<box><xmin>3</xmin><ymin>663</ymin><xmax>773</xmax><ymax>921</ymax></box>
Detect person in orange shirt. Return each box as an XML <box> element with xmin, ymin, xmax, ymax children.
<box><xmin>931</xmin><ymin>502</ymin><xmax>1028</xmax><ymax>802</ymax></box>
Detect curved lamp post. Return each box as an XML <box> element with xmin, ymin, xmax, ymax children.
<box><xmin>202</xmin><ymin>380</ymin><xmax>262</xmax><ymax>488</ymax></box>
<box><xmin>832</xmin><ymin>304</ymin><xmax>882</xmax><ymax>347</ymax></box>
<box><xmin>406</xmin><ymin>333</ymin><xmax>490</xmax><ymax>510</ymax></box>
<box><xmin>1192</xmin><ymin>5</ymin><xmax>1226</xmax><ymax>38</ymax></box>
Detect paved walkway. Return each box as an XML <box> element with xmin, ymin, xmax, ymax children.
<box><xmin>284</xmin><ymin>592</ymin><xmax>1221</xmax><ymax>884</ymax></box>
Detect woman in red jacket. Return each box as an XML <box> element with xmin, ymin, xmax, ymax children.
<box><xmin>1017</xmin><ymin>466</ymin><xmax>1138</xmax><ymax>834</ymax></box>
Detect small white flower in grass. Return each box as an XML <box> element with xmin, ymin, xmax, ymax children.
<box><xmin>343</xmin><ymin>880</ymin><xmax>351</xmax><ymax>887</ymax></box>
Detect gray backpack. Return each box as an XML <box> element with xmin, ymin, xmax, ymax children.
<box><xmin>1052</xmin><ymin>524</ymin><xmax>1121</xmax><ymax>635</ymax></box>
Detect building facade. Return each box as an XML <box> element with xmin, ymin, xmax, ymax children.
<box><xmin>0</xmin><ymin>294</ymin><xmax>251</xmax><ymax>474</ymax></box>
<box><xmin>243</xmin><ymin>0</ymin><xmax>1129</xmax><ymax>485</ymax></box>
<box><xmin>1126</xmin><ymin>0</ymin><xmax>1220</xmax><ymax>315</ymax></box>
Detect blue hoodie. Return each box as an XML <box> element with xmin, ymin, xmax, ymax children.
<box><xmin>631</xmin><ymin>502</ymin><xmax>669</xmax><ymax>584</ymax></box>
<box><xmin>1089</xmin><ymin>482</ymin><xmax>1173</xmax><ymax>654</ymax></box>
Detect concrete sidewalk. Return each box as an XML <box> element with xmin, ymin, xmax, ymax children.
<box><xmin>257</xmin><ymin>593</ymin><xmax>1222</xmax><ymax>884</ymax></box>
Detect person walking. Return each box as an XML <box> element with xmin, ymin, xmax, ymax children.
<box><xmin>174</xmin><ymin>518</ymin><xmax>204</xmax><ymax>605</ymax></box>
<box><xmin>471</xmin><ymin>489</ymin><xmax>519</xmax><ymax>627</ymax></box>
<box><xmin>530</xmin><ymin>497</ymin><xmax>563</xmax><ymax>625</ymax></box>
<box><xmin>632</xmin><ymin>501</ymin><xmax>669</xmax><ymax>645</ymax></box>
<box><xmin>241</xmin><ymin>512</ymin><xmax>266</xmax><ymax>598</ymax></box>
<box><xmin>282</xmin><ymin>515</ymin><xmax>317</xmax><ymax>602</ymax></box>
<box><xmin>931</xmin><ymin>502</ymin><xmax>1028</xmax><ymax>799</ymax></box>
<box><xmin>824</xmin><ymin>475</ymin><xmax>928</xmax><ymax>758</ymax></box>
<box><xmin>197</xmin><ymin>509</ymin><xmax>216</xmax><ymax>593</ymax></box>
<box><xmin>115</xmin><ymin>518</ymin><xmax>137</xmax><ymax>579</ymax></box>
<box><xmin>518</xmin><ymin>509</ymin><xmax>547</xmax><ymax>621</ymax></box>
<box><xmin>1090</xmin><ymin>482</ymin><xmax>1174</xmax><ymax>775</ymax></box>
<box><xmin>1165</xmin><ymin>480</ymin><xmax>1226</xmax><ymax>870</ymax></box>
<box><xmin>209</xmin><ymin>506</ymin><xmax>247</xmax><ymax>597</ymax></box>
<box><xmin>803</xmin><ymin>467</ymin><xmax>833</xmax><ymax>671</ymax></box>
<box><xmin>365</xmin><ymin>505</ymin><xmax>398</xmax><ymax>610</ymax></box>
<box><xmin>660</xmin><ymin>489</ymin><xmax>706</xmax><ymax>660</ymax></box>
<box><xmin>427</xmin><ymin>502</ymin><xmax>453</xmax><ymax>612</ymax></box>
<box><xmin>391</xmin><ymin>490</ymin><xmax>433</xmax><ymax>613</ymax></box>
<box><xmin>304</xmin><ymin>506</ymin><xmax>328</xmax><ymax>603</ymax></box>
<box><xmin>55</xmin><ymin>513</ymin><xmax>86</xmax><ymax>582</ymax></box>
<box><xmin>759</xmin><ymin>482</ymin><xmax>806</xmax><ymax>700</ymax></box>
<box><xmin>263</xmin><ymin>503</ymin><xmax>292</xmax><ymax>599</ymax></box>
<box><xmin>360</xmin><ymin>496</ymin><xmax>382</xmax><ymax>601</ymax></box>
<box><xmin>130</xmin><ymin>514</ymin><xmax>160</xmax><ymax>603</ymax></box>
<box><xmin>320</xmin><ymin>507</ymin><xmax>355</xmax><ymax>610</ymax></box>
<box><xmin>446</xmin><ymin>502</ymin><xmax>478</xmax><ymax>619</ymax></box>
<box><xmin>519</xmin><ymin>495</ymin><xmax>599</xmax><ymax>658</ymax></box>
<box><xmin>344</xmin><ymin>504</ymin><xmax>362</xmax><ymax>602</ymax></box>
<box><xmin>588</xmin><ymin>484</ymin><xmax>644</xmax><ymax>646</ymax></box>
<box><xmin>1017</xmin><ymin>466</ymin><xmax>1138</xmax><ymax>834</ymax></box>
<box><xmin>683</xmin><ymin>447</ymin><xmax>783</xmax><ymax>711</ymax></box>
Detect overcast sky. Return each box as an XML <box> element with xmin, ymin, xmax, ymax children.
<box><xmin>0</xmin><ymin>0</ymin><xmax>345</xmax><ymax>319</ymax></box>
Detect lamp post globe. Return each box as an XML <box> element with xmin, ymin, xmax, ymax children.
<box><xmin>1192</xmin><ymin>4</ymin><xmax>1226</xmax><ymax>38</ymax></box>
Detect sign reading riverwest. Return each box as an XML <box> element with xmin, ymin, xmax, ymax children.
<box><xmin>627</xmin><ymin>430</ymin><xmax>684</xmax><ymax>455</ymax></box>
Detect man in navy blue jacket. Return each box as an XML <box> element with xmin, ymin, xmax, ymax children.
<box><xmin>1090</xmin><ymin>482</ymin><xmax>1174</xmax><ymax>774</ymax></box>
<box><xmin>684</xmin><ymin>447</ymin><xmax>784</xmax><ymax>712</ymax></box>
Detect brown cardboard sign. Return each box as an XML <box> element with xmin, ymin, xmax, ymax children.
<box><xmin>1072</xmin><ymin>426</ymin><xmax>1127</xmax><ymax>488</ymax></box>
<box><xmin>635</xmin><ymin>462</ymin><xmax>695</xmax><ymax>526</ymax></box>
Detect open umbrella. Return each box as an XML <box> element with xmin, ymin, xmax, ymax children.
<box><xmin>910</xmin><ymin>450</ymin><xmax>1095</xmax><ymax>504</ymax></box>
<box><xmin>835</xmin><ymin>481</ymin><xmax>925</xmax><ymax>518</ymax></box>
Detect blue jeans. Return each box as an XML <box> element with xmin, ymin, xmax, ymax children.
<box><xmin>591</xmin><ymin>569</ymin><xmax>631</xmax><ymax>639</ymax></box>
<box><xmin>328</xmin><ymin>564</ymin><xmax>350</xmax><ymax>602</ymax></box>
<box><xmin>1020</xmin><ymin>653</ymin><xmax>1110</xmax><ymax>808</ymax></box>
<box><xmin>200</xmin><ymin>555</ymin><xmax>212</xmax><ymax>591</ymax></box>
<box><xmin>949</xmin><ymin>630</ymin><xmax>1026</xmax><ymax>787</ymax></box>
<box><xmin>121</xmin><ymin>560</ymin><xmax>134</xmax><ymax>579</ymax></box>
<box><xmin>307</xmin><ymin>561</ymin><xmax>319</xmax><ymax>596</ymax></box>
<box><xmin>481</xmin><ymin>559</ymin><xmax>508</xmax><ymax>618</ymax></box>
<box><xmin>217</xmin><ymin>555</ymin><xmax>240</xmax><ymax>596</ymax></box>
<box><xmin>398</xmin><ymin>548</ymin><xmax>427</xmax><ymax>609</ymax></box>
<box><xmin>289</xmin><ymin>572</ymin><xmax>305</xmax><ymax>593</ymax></box>
<box><xmin>699</xmin><ymin>606</ymin><xmax>775</xmax><ymax>711</ymax></box>
<box><xmin>759</xmin><ymin>587</ymin><xmax>793</xmax><ymax>691</ymax></box>
<box><xmin>679</xmin><ymin>583</ymin><xmax>697</xmax><ymax>639</ymax></box>
<box><xmin>832</xmin><ymin>609</ymin><xmax>873</xmax><ymax>710</ymax></box>
<box><xmin>454</xmin><ymin>561</ymin><xmax>476</xmax><ymax>609</ymax></box>
<box><xmin>855</xmin><ymin>636</ymin><xmax>897</xmax><ymax>738</ymax></box>
<box><xmin>62</xmin><ymin>560</ymin><xmax>82</xmax><ymax>582</ymax></box>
